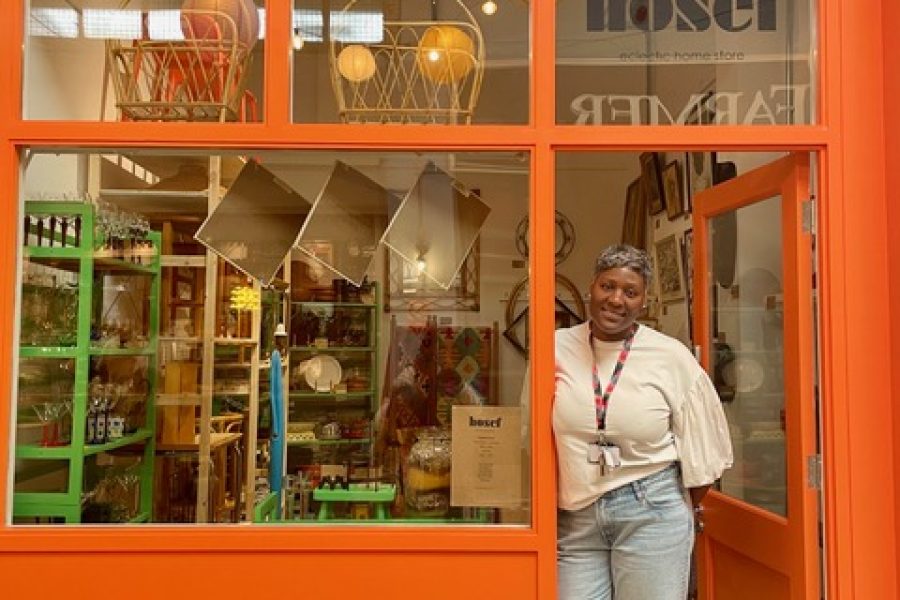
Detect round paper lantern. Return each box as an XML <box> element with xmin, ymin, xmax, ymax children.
<box><xmin>337</xmin><ymin>45</ymin><xmax>377</xmax><ymax>83</ymax></box>
<box><xmin>181</xmin><ymin>0</ymin><xmax>259</xmax><ymax>51</ymax></box>
<box><xmin>416</xmin><ymin>25</ymin><xmax>475</xmax><ymax>84</ymax></box>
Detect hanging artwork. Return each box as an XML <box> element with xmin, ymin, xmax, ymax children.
<box><xmin>434</xmin><ymin>325</ymin><xmax>498</xmax><ymax>426</ymax></box>
<box><xmin>640</xmin><ymin>152</ymin><xmax>665</xmax><ymax>215</ymax></box>
<box><xmin>681</xmin><ymin>229</ymin><xmax>695</xmax><ymax>343</ymax></box>
<box><xmin>654</xmin><ymin>234</ymin><xmax>685</xmax><ymax>303</ymax></box>
<box><xmin>514</xmin><ymin>211</ymin><xmax>576</xmax><ymax>265</ymax></box>
<box><xmin>502</xmin><ymin>274</ymin><xmax>585</xmax><ymax>356</ymax></box>
<box><xmin>662</xmin><ymin>160</ymin><xmax>685</xmax><ymax>220</ymax></box>
<box><xmin>621</xmin><ymin>177</ymin><xmax>646</xmax><ymax>250</ymax></box>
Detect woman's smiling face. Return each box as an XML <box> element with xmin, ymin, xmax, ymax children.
<box><xmin>588</xmin><ymin>267</ymin><xmax>647</xmax><ymax>341</ymax></box>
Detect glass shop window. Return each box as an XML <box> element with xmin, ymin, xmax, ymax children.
<box><xmin>291</xmin><ymin>0</ymin><xmax>529</xmax><ymax>124</ymax></box>
<box><xmin>556</xmin><ymin>0</ymin><xmax>816</xmax><ymax>125</ymax></box>
<box><xmin>10</xmin><ymin>148</ymin><xmax>532</xmax><ymax>527</ymax></box>
<box><xmin>24</xmin><ymin>0</ymin><xmax>265</xmax><ymax>122</ymax></box>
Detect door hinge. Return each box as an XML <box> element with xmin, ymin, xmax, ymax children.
<box><xmin>807</xmin><ymin>454</ymin><xmax>822</xmax><ymax>489</ymax></box>
<box><xmin>802</xmin><ymin>197</ymin><xmax>816</xmax><ymax>234</ymax></box>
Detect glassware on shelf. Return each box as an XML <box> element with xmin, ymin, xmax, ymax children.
<box><xmin>19</xmin><ymin>270</ymin><xmax>79</xmax><ymax>347</ymax></box>
<box><xmin>32</xmin><ymin>401</ymin><xmax>71</xmax><ymax>447</ymax></box>
<box><xmin>404</xmin><ymin>426</ymin><xmax>452</xmax><ymax>517</ymax></box>
<box><xmin>81</xmin><ymin>462</ymin><xmax>142</xmax><ymax>523</ymax></box>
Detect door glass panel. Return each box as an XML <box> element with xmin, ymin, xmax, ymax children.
<box><xmin>709</xmin><ymin>196</ymin><xmax>786</xmax><ymax>516</ymax></box>
<box><xmin>556</xmin><ymin>0</ymin><xmax>815</xmax><ymax>125</ymax></box>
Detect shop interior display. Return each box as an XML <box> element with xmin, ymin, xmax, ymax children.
<box><xmin>15</xmin><ymin>201</ymin><xmax>161</xmax><ymax>523</ymax></box>
<box><xmin>12</xmin><ymin>143</ymin><xmax>791</xmax><ymax>529</ymax></box>
<box><xmin>14</xmin><ymin>142</ymin><xmax>508</xmax><ymax>525</ymax></box>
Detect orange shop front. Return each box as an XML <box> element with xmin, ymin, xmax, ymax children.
<box><xmin>0</xmin><ymin>1</ymin><xmax>898</xmax><ymax>599</ymax></box>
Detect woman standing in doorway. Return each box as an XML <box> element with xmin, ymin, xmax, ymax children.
<box><xmin>555</xmin><ymin>244</ymin><xmax>732</xmax><ymax>599</ymax></box>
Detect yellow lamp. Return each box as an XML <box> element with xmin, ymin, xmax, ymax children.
<box><xmin>337</xmin><ymin>45</ymin><xmax>378</xmax><ymax>83</ymax></box>
<box><xmin>229</xmin><ymin>286</ymin><xmax>260</xmax><ymax>311</ymax></box>
<box><xmin>416</xmin><ymin>25</ymin><xmax>476</xmax><ymax>84</ymax></box>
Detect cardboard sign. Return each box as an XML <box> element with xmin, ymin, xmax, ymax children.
<box><xmin>450</xmin><ymin>406</ymin><xmax>522</xmax><ymax>508</ymax></box>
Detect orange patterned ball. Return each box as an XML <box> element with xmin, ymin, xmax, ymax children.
<box><xmin>181</xmin><ymin>0</ymin><xmax>259</xmax><ymax>50</ymax></box>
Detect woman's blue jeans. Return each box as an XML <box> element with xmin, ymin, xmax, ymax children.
<box><xmin>557</xmin><ymin>464</ymin><xmax>694</xmax><ymax>600</ymax></box>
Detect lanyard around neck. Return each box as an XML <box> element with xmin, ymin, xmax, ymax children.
<box><xmin>591</xmin><ymin>325</ymin><xmax>637</xmax><ymax>431</ymax></box>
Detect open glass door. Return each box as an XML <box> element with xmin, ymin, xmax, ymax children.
<box><xmin>692</xmin><ymin>154</ymin><xmax>819</xmax><ymax>600</ymax></box>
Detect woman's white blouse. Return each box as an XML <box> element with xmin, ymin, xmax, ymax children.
<box><xmin>553</xmin><ymin>322</ymin><xmax>733</xmax><ymax>511</ymax></box>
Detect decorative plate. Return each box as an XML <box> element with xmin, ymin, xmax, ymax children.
<box><xmin>304</xmin><ymin>355</ymin><xmax>343</xmax><ymax>392</ymax></box>
<box><xmin>514</xmin><ymin>211</ymin><xmax>576</xmax><ymax>265</ymax></box>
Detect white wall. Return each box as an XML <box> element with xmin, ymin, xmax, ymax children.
<box><xmin>25</xmin><ymin>37</ymin><xmax>108</xmax><ymax>120</ymax></box>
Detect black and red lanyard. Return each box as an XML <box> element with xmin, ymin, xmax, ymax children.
<box><xmin>592</xmin><ymin>325</ymin><xmax>637</xmax><ymax>430</ymax></box>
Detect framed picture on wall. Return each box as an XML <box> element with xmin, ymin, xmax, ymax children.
<box><xmin>654</xmin><ymin>233</ymin><xmax>685</xmax><ymax>303</ymax></box>
<box><xmin>621</xmin><ymin>177</ymin><xmax>646</xmax><ymax>250</ymax></box>
<box><xmin>662</xmin><ymin>160</ymin><xmax>684</xmax><ymax>220</ymax></box>
<box><xmin>683</xmin><ymin>88</ymin><xmax>716</xmax><ymax>213</ymax></box>
<box><xmin>686</xmin><ymin>150</ymin><xmax>715</xmax><ymax>211</ymax></box>
<box><xmin>640</xmin><ymin>152</ymin><xmax>665</xmax><ymax>215</ymax></box>
<box><xmin>681</xmin><ymin>229</ymin><xmax>694</xmax><ymax>342</ymax></box>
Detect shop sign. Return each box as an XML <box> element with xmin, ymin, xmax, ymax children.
<box><xmin>450</xmin><ymin>406</ymin><xmax>522</xmax><ymax>508</ymax></box>
<box><xmin>570</xmin><ymin>83</ymin><xmax>809</xmax><ymax>125</ymax></box>
<box><xmin>587</xmin><ymin>0</ymin><xmax>777</xmax><ymax>32</ymax></box>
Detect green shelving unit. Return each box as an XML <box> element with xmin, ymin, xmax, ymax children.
<box><xmin>283</xmin><ymin>285</ymin><xmax>380</xmax><ymax>500</ymax></box>
<box><xmin>13</xmin><ymin>201</ymin><xmax>160</xmax><ymax>524</ymax></box>
<box><xmin>287</xmin><ymin>286</ymin><xmax>380</xmax><ymax>429</ymax></box>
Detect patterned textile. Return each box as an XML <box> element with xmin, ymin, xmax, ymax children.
<box><xmin>434</xmin><ymin>325</ymin><xmax>495</xmax><ymax>425</ymax></box>
<box><xmin>382</xmin><ymin>320</ymin><xmax>497</xmax><ymax>431</ymax></box>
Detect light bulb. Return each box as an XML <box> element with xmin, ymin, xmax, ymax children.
<box><xmin>427</xmin><ymin>49</ymin><xmax>441</xmax><ymax>62</ymax></box>
<box><xmin>292</xmin><ymin>29</ymin><xmax>304</xmax><ymax>51</ymax></box>
<box><xmin>416</xmin><ymin>258</ymin><xmax>427</xmax><ymax>272</ymax></box>
<box><xmin>481</xmin><ymin>0</ymin><xmax>498</xmax><ymax>15</ymax></box>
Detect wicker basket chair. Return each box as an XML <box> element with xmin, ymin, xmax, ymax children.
<box><xmin>105</xmin><ymin>8</ymin><xmax>256</xmax><ymax>122</ymax></box>
<box><xmin>329</xmin><ymin>0</ymin><xmax>485</xmax><ymax>124</ymax></box>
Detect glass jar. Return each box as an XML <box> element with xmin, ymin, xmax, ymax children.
<box><xmin>404</xmin><ymin>427</ymin><xmax>452</xmax><ymax>517</ymax></box>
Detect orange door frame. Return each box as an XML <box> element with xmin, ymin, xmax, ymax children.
<box><xmin>693</xmin><ymin>155</ymin><xmax>818</xmax><ymax>599</ymax></box>
<box><xmin>886</xmin><ymin>0</ymin><xmax>900</xmax><ymax>593</ymax></box>
<box><xmin>0</xmin><ymin>1</ymin><xmax>895</xmax><ymax>599</ymax></box>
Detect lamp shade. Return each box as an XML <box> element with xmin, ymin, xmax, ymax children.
<box><xmin>181</xmin><ymin>0</ymin><xmax>259</xmax><ymax>51</ymax></box>
<box><xmin>416</xmin><ymin>25</ymin><xmax>475</xmax><ymax>84</ymax></box>
<box><xmin>337</xmin><ymin>45</ymin><xmax>377</xmax><ymax>83</ymax></box>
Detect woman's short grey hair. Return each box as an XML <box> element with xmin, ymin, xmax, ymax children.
<box><xmin>593</xmin><ymin>244</ymin><xmax>653</xmax><ymax>288</ymax></box>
